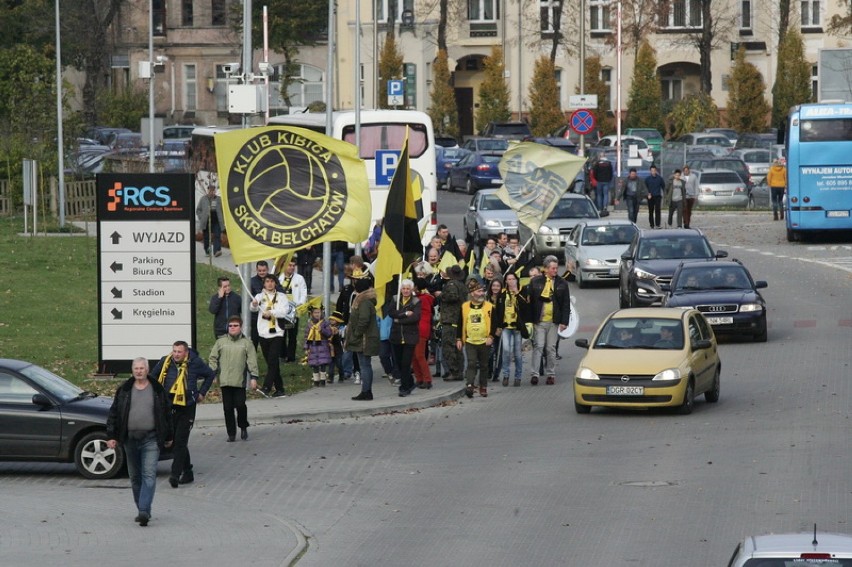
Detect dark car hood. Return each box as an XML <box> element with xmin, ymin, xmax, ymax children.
<box><xmin>59</xmin><ymin>394</ymin><xmax>113</xmax><ymax>422</ymax></box>
<box><xmin>634</xmin><ymin>258</ymin><xmax>711</xmax><ymax>277</ymax></box>
<box><xmin>665</xmin><ymin>289</ymin><xmax>760</xmax><ymax>307</ymax></box>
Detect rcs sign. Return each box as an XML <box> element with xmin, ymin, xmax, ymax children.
<box><xmin>107</xmin><ymin>182</ymin><xmax>176</xmax><ymax>211</ymax></box>
<box><xmin>97</xmin><ymin>173</ymin><xmax>194</xmax><ymax>220</ymax></box>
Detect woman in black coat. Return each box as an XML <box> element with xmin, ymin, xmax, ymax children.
<box><xmin>388</xmin><ymin>278</ymin><xmax>421</xmax><ymax>397</ymax></box>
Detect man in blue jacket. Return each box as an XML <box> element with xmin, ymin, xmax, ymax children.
<box><xmin>152</xmin><ymin>341</ymin><xmax>216</xmax><ymax>488</ymax></box>
<box><xmin>644</xmin><ymin>165</ymin><xmax>666</xmax><ymax>229</ymax></box>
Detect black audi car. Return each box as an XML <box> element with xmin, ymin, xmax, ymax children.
<box><xmin>0</xmin><ymin>359</ymin><xmax>125</xmax><ymax>478</ymax></box>
<box><xmin>618</xmin><ymin>228</ymin><xmax>727</xmax><ymax>308</ymax></box>
<box><xmin>662</xmin><ymin>260</ymin><xmax>768</xmax><ymax>342</ymax></box>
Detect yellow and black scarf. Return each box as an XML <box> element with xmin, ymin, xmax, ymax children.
<box><xmin>157</xmin><ymin>354</ymin><xmax>188</xmax><ymax>406</ymax></box>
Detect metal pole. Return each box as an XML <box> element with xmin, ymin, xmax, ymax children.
<box><xmin>322</xmin><ymin>0</ymin><xmax>335</xmax><ymax>312</ymax></box>
<box><xmin>55</xmin><ymin>0</ymin><xmax>66</xmax><ymax>227</ymax></box>
<box><xmin>148</xmin><ymin>0</ymin><xmax>155</xmax><ymax>173</ymax></box>
<box><xmin>616</xmin><ymin>0</ymin><xmax>622</xmax><ymax>178</ymax></box>
<box><xmin>579</xmin><ymin>0</ymin><xmax>586</xmax><ymax>157</ymax></box>
<box><xmin>263</xmin><ymin>5</ymin><xmax>269</xmax><ymax>124</ymax></box>
<box><xmin>240</xmin><ymin>0</ymin><xmax>254</xmax><ymax>332</ymax></box>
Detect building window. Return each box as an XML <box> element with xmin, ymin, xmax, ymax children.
<box><xmin>360</xmin><ymin>64</ymin><xmax>366</xmax><ymax>107</ymax></box>
<box><xmin>554</xmin><ymin>68</ymin><xmax>562</xmax><ymax>106</ymax></box>
<box><xmin>812</xmin><ymin>64</ymin><xmax>818</xmax><ymax>100</ymax></box>
<box><xmin>212</xmin><ymin>0</ymin><xmax>227</xmax><ymax>26</ymax></box>
<box><xmin>590</xmin><ymin>0</ymin><xmax>611</xmax><ymax>32</ymax></box>
<box><xmin>184</xmin><ymin>64</ymin><xmax>197</xmax><ymax>111</ymax></box>
<box><xmin>740</xmin><ymin>0</ymin><xmax>752</xmax><ymax>30</ymax></box>
<box><xmin>182</xmin><ymin>0</ymin><xmax>193</xmax><ymax>27</ymax></box>
<box><xmin>666</xmin><ymin>0</ymin><xmax>702</xmax><ymax>29</ymax></box>
<box><xmin>540</xmin><ymin>0</ymin><xmax>561</xmax><ymax>33</ymax></box>
<box><xmin>467</xmin><ymin>0</ymin><xmax>499</xmax><ymax>21</ymax></box>
<box><xmin>801</xmin><ymin>0</ymin><xmax>820</xmax><ymax>28</ymax></box>
<box><xmin>378</xmin><ymin>0</ymin><xmax>414</xmax><ymax>23</ymax></box>
<box><xmin>269</xmin><ymin>63</ymin><xmax>325</xmax><ymax>110</ymax></box>
<box><xmin>661</xmin><ymin>78</ymin><xmax>683</xmax><ymax>101</ymax></box>
<box><xmin>153</xmin><ymin>0</ymin><xmax>166</xmax><ymax>36</ymax></box>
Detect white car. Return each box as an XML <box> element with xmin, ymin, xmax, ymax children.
<box><xmin>596</xmin><ymin>135</ymin><xmax>652</xmax><ymax>161</ymax></box>
<box><xmin>728</xmin><ymin>530</ymin><xmax>852</xmax><ymax>566</ymax></box>
<box><xmin>564</xmin><ymin>220</ymin><xmax>638</xmax><ymax>288</ymax></box>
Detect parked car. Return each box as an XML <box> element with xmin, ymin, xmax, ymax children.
<box><xmin>463</xmin><ymin>188</ymin><xmax>519</xmax><ymax>244</ymax></box>
<box><xmin>731</xmin><ymin>148</ymin><xmax>771</xmax><ymax>182</ymax></box>
<box><xmin>727</xmin><ymin>530</ymin><xmax>852</xmax><ymax>566</ymax></box>
<box><xmin>517</xmin><ymin>192</ymin><xmax>600</xmax><ymax>263</ymax></box>
<box><xmin>596</xmin><ymin>135</ymin><xmax>652</xmax><ymax>161</ymax></box>
<box><xmin>734</xmin><ymin>132</ymin><xmax>777</xmax><ymax>151</ymax></box>
<box><xmin>462</xmin><ymin>137</ymin><xmax>510</xmax><ymax>153</ymax></box>
<box><xmin>0</xmin><ymin>359</ymin><xmax>126</xmax><ymax>479</ymax></box>
<box><xmin>447</xmin><ymin>151</ymin><xmax>503</xmax><ymax>194</ymax></box>
<box><xmin>694</xmin><ymin>168</ymin><xmax>750</xmax><ymax>208</ymax></box>
<box><xmin>552</xmin><ymin>124</ymin><xmax>601</xmax><ymax>145</ymax></box>
<box><xmin>155</xmin><ymin>139</ymin><xmax>191</xmax><ymax>172</ymax></box>
<box><xmin>618</xmin><ymin>228</ymin><xmax>727</xmax><ymax>308</ymax></box>
<box><xmin>663</xmin><ymin>259</ymin><xmax>768</xmax><ymax>342</ymax></box>
<box><xmin>522</xmin><ymin>136</ymin><xmax>578</xmax><ymax>154</ymax></box>
<box><xmin>572</xmin><ymin>307</ymin><xmax>721</xmax><ymax>415</ymax></box>
<box><xmin>704</xmin><ymin>127</ymin><xmax>738</xmax><ymax>145</ymax></box>
<box><xmin>479</xmin><ymin>121</ymin><xmax>532</xmax><ymax>139</ymax></box>
<box><xmin>624</xmin><ymin>128</ymin><xmax>664</xmax><ymax>154</ymax></box>
<box><xmin>436</xmin><ymin>146</ymin><xmax>469</xmax><ymax>190</ymax></box>
<box><xmin>435</xmin><ymin>135</ymin><xmax>459</xmax><ymax>148</ymax></box>
<box><xmin>564</xmin><ymin>219</ymin><xmax>638</xmax><ymax>287</ymax></box>
<box><xmin>162</xmin><ymin>125</ymin><xmax>196</xmax><ymax>139</ymax></box>
<box><xmin>675</xmin><ymin>133</ymin><xmax>734</xmax><ymax>157</ymax></box>
<box><xmin>110</xmin><ymin>132</ymin><xmax>146</xmax><ymax>155</ymax></box>
<box><xmin>84</xmin><ymin>126</ymin><xmax>131</xmax><ymax>147</ymax></box>
<box><xmin>686</xmin><ymin>156</ymin><xmax>752</xmax><ymax>188</ymax></box>
<box><xmin>747</xmin><ymin>177</ymin><xmax>772</xmax><ymax>209</ymax></box>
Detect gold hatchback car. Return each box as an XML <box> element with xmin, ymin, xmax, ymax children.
<box><xmin>573</xmin><ymin>308</ymin><xmax>721</xmax><ymax>415</ymax></box>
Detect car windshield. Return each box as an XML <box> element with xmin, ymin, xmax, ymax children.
<box><xmin>637</xmin><ymin>236</ymin><xmax>712</xmax><ymax>260</ymax></box>
<box><xmin>549</xmin><ymin>198</ymin><xmax>598</xmax><ymax>219</ymax></box>
<box><xmin>480</xmin><ymin>195</ymin><xmax>510</xmax><ymax>211</ymax></box>
<box><xmin>582</xmin><ymin>224</ymin><xmax>637</xmax><ymax>245</ymax></box>
<box><xmin>594</xmin><ymin>318</ymin><xmax>684</xmax><ymax>350</ymax></box>
<box><xmin>19</xmin><ymin>363</ymin><xmax>84</xmax><ymax>402</ymax></box>
<box><xmin>701</xmin><ymin>172</ymin><xmax>742</xmax><ymax>184</ymax></box>
<box><xmin>478</xmin><ymin>139</ymin><xmax>509</xmax><ymax>152</ymax></box>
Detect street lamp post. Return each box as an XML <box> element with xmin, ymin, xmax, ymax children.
<box><xmin>55</xmin><ymin>0</ymin><xmax>66</xmax><ymax>227</ymax></box>
<box><xmin>148</xmin><ymin>0</ymin><xmax>155</xmax><ymax>173</ymax></box>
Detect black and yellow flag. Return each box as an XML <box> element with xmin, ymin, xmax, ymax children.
<box><xmin>373</xmin><ymin>132</ymin><xmax>423</xmax><ymax>307</ymax></box>
<box><xmin>215</xmin><ymin>126</ymin><xmax>371</xmax><ymax>264</ymax></box>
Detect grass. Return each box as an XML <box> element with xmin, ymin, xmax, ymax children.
<box><xmin>0</xmin><ymin>215</ymin><xmax>313</xmax><ymax>398</ymax></box>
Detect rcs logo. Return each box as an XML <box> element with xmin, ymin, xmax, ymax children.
<box><xmin>107</xmin><ymin>182</ymin><xmax>176</xmax><ymax>211</ymax></box>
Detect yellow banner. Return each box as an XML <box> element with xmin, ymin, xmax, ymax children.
<box><xmin>496</xmin><ymin>142</ymin><xmax>586</xmax><ymax>234</ymax></box>
<box><xmin>215</xmin><ymin>126</ymin><xmax>371</xmax><ymax>264</ymax></box>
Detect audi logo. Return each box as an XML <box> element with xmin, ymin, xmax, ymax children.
<box><xmin>706</xmin><ymin>305</ymin><xmax>726</xmax><ymax>312</ymax></box>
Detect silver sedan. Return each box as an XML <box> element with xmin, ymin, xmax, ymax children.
<box><xmin>564</xmin><ymin>219</ymin><xmax>638</xmax><ymax>288</ymax></box>
<box><xmin>463</xmin><ymin>188</ymin><xmax>519</xmax><ymax>245</ymax></box>
<box><xmin>695</xmin><ymin>168</ymin><xmax>750</xmax><ymax>208</ymax></box>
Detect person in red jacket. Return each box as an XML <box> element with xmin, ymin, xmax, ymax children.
<box><xmin>412</xmin><ymin>278</ymin><xmax>436</xmax><ymax>389</ymax></box>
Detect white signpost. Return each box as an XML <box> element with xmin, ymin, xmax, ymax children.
<box><xmin>569</xmin><ymin>94</ymin><xmax>599</xmax><ymax>110</ymax></box>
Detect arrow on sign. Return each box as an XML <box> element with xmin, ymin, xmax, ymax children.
<box><xmin>110</xmin><ymin>261</ymin><xmax>123</xmax><ymax>273</ymax></box>
<box><xmin>111</xmin><ymin>287</ymin><xmax>123</xmax><ymax>299</ymax></box>
<box><xmin>110</xmin><ymin>231</ymin><xmax>122</xmax><ymax>244</ymax></box>
<box><xmin>110</xmin><ymin>308</ymin><xmax>123</xmax><ymax>320</ymax></box>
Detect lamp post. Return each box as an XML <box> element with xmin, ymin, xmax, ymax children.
<box><xmin>55</xmin><ymin>0</ymin><xmax>66</xmax><ymax>227</ymax></box>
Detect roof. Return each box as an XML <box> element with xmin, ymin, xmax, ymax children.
<box><xmin>742</xmin><ymin>532</ymin><xmax>852</xmax><ymax>557</ymax></box>
<box><xmin>580</xmin><ymin>219</ymin><xmax>636</xmax><ymax>228</ymax></box>
<box><xmin>637</xmin><ymin>228</ymin><xmax>704</xmax><ymax>238</ymax></box>
<box><xmin>611</xmin><ymin>308</ymin><xmax>690</xmax><ymax>321</ymax></box>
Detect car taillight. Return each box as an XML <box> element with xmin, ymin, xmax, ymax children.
<box><xmin>735</xmin><ymin>187</ymin><xmax>745</xmax><ymax>193</ymax></box>
<box><xmin>430</xmin><ymin>201</ymin><xmax>437</xmax><ymax>225</ymax></box>
<box><xmin>800</xmin><ymin>554</ymin><xmax>832</xmax><ymax>559</ymax></box>
<box><xmin>476</xmin><ymin>164</ymin><xmax>490</xmax><ymax>171</ymax></box>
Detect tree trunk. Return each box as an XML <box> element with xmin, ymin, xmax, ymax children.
<box><xmin>699</xmin><ymin>0</ymin><xmax>713</xmax><ymax>94</ymax></box>
<box><xmin>778</xmin><ymin>0</ymin><xmax>790</xmax><ymax>45</ymax></box>
<box><xmin>437</xmin><ymin>0</ymin><xmax>448</xmax><ymax>52</ymax></box>
<box><xmin>549</xmin><ymin>1</ymin><xmax>562</xmax><ymax>64</ymax></box>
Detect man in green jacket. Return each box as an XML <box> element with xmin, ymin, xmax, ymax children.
<box><xmin>346</xmin><ymin>275</ymin><xmax>380</xmax><ymax>401</ymax></box>
<box><xmin>209</xmin><ymin>316</ymin><xmax>259</xmax><ymax>442</ymax></box>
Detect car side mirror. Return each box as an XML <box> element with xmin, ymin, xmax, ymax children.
<box><xmin>32</xmin><ymin>393</ymin><xmax>53</xmax><ymax>408</ymax></box>
<box><xmin>755</xmin><ymin>281</ymin><xmax>767</xmax><ymax>289</ymax></box>
<box><xmin>621</xmin><ymin>251</ymin><xmax>632</xmax><ymax>261</ymax></box>
<box><xmin>574</xmin><ymin>338</ymin><xmax>590</xmax><ymax>349</ymax></box>
<box><xmin>692</xmin><ymin>339</ymin><xmax>712</xmax><ymax>350</ymax></box>
<box><xmin>715</xmin><ymin>250</ymin><xmax>728</xmax><ymax>259</ymax></box>
<box><xmin>469</xmin><ymin>205</ymin><xmax>476</xmax><ymax>211</ymax></box>
<box><xmin>566</xmin><ymin>239</ymin><xmax>577</xmax><ymax>247</ymax></box>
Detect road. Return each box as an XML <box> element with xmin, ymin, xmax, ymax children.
<box><xmin>2</xmin><ymin>195</ymin><xmax>851</xmax><ymax>566</ymax></box>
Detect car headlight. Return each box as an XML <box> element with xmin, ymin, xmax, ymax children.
<box><xmin>739</xmin><ymin>303</ymin><xmax>763</xmax><ymax>312</ymax></box>
<box><xmin>583</xmin><ymin>258</ymin><xmax>606</xmax><ymax>267</ymax></box>
<box><xmin>651</xmin><ymin>368</ymin><xmax>681</xmax><ymax>381</ymax></box>
<box><xmin>576</xmin><ymin>367</ymin><xmax>600</xmax><ymax>380</ymax></box>
<box><xmin>539</xmin><ymin>225</ymin><xmax>556</xmax><ymax>235</ymax></box>
<box><xmin>632</xmin><ymin>267</ymin><xmax>657</xmax><ymax>280</ymax></box>
<box><xmin>484</xmin><ymin>219</ymin><xmax>500</xmax><ymax>228</ymax></box>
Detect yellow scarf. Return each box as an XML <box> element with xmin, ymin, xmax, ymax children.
<box><xmin>263</xmin><ymin>292</ymin><xmax>278</xmax><ymax>331</ymax></box>
<box><xmin>307</xmin><ymin>320</ymin><xmax>324</xmax><ymax>342</ymax></box>
<box><xmin>157</xmin><ymin>355</ymin><xmax>187</xmax><ymax>406</ymax></box>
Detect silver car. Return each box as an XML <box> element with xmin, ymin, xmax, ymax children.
<box><xmin>728</xmin><ymin>530</ymin><xmax>852</xmax><ymax>566</ymax></box>
<box><xmin>695</xmin><ymin>168</ymin><xmax>749</xmax><ymax>208</ymax></box>
<box><xmin>518</xmin><ymin>193</ymin><xmax>600</xmax><ymax>263</ymax></box>
<box><xmin>732</xmin><ymin>148</ymin><xmax>771</xmax><ymax>183</ymax></box>
<box><xmin>463</xmin><ymin>188</ymin><xmax>519</xmax><ymax>244</ymax></box>
<box><xmin>564</xmin><ymin>220</ymin><xmax>638</xmax><ymax>287</ymax></box>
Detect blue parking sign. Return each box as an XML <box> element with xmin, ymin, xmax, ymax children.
<box><xmin>388</xmin><ymin>80</ymin><xmax>404</xmax><ymax>96</ymax></box>
<box><xmin>375</xmin><ymin>150</ymin><xmax>400</xmax><ymax>186</ymax></box>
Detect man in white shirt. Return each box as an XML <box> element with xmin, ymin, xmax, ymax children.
<box><xmin>278</xmin><ymin>259</ymin><xmax>307</xmax><ymax>362</ymax></box>
<box><xmin>250</xmin><ymin>275</ymin><xmax>290</xmax><ymax>397</ymax></box>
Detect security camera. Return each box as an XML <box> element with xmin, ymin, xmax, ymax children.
<box><xmin>155</xmin><ymin>55</ymin><xmax>169</xmax><ymax>64</ymax></box>
<box><xmin>223</xmin><ymin>63</ymin><xmax>240</xmax><ymax>75</ymax></box>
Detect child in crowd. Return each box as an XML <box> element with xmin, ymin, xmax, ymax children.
<box><xmin>304</xmin><ymin>306</ymin><xmax>333</xmax><ymax>387</ymax></box>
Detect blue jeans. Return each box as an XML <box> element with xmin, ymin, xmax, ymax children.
<box><xmin>500</xmin><ymin>329</ymin><xmax>523</xmax><ymax>380</ymax></box>
<box><xmin>124</xmin><ymin>431</ymin><xmax>160</xmax><ymax>516</ymax></box>
<box><xmin>595</xmin><ymin>182</ymin><xmax>611</xmax><ymax>211</ymax></box>
<box><xmin>356</xmin><ymin>352</ymin><xmax>373</xmax><ymax>393</ymax></box>
<box><xmin>624</xmin><ymin>195</ymin><xmax>639</xmax><ymax>223</ymax></box>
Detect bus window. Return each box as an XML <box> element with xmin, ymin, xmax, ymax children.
<box><xmin>341</xmin><ymin>123</ymin><xmax>428</xmax><ymax>159</ymax></box>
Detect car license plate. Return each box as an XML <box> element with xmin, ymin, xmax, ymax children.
<box><xmin>607</xmin><ymin>385</ymin><xmax>643</xmax><ymax>396</ymax></box>
<box><xmin>492</xmin><ymin>179</ymin><xmax>502</xmax><ymax>185</ymax></box>
<box><xmin>705</xmin><ymin>316</ymin><xmax>733</xmax><ymax>325</ymax></box>
<box><xmin>716</xmin><ymin>191</ymin><xmax>732</xmax><ymax>196</ymax></box>
<box><xmin>827</xmin><ymin>210</ymin><xmax>850</xmax><ymax>218</ymax></box>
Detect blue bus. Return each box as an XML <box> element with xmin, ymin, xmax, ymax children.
<box><xmin>786</xmin><ymin>103</ymin><xmax>852</xmax><ymax>241</ymax></box>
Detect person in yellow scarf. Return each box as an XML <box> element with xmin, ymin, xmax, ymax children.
<box><xmin>151</xmin><ymin>340</ymin><xmax>215</xmax><ymax>488</ymax></box>
<box><xmin>303</xmin><ymin>305</ymin><xmax>333</xmax><ymax>387</ymax></box>
<box><xmin>523</xmin><ymin>256</ymin><xmax>571</xmax><ymax>386</ymax></box>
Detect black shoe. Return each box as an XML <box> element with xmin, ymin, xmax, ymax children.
<box><xmin>137</xmin><ymin>512</ymin><xmax>150</xmax><ymax>527</ymax></box>
<box><xmin>260</xmin><ymin>387</ymin><xmax>271</xmax><ymax>396</ymax></box>
<box><xmin>352</xmin><ymin>391</ymin><xmax>373</xmax><ymax>401</ymax></box>
<box><xmin>417</xmin><ymin>382</ymin><xmax>427</xmax><ymax>389</ymax></box>
<box><xmin>179</xmin><ymin>471</ymin><xmax>194</xmax><ymax>485</ymax></box>
<box><xmin>425</xmin><ymin>382</ymin><xmax>433</xmax><ymax>389</ymax></box>
<box><xmin>442</xmin><ymin>371</ymin><xmax>450</xmax><ymax>378</ymax></box>
<box><xmin>398</xmin><ymin>388</ymin><xmax>410</xmax><ymax>397</ymax></box>
<box><xmin>272</xmin><ymin>390</ymin><xmax>287</xmax><ymax>398</ymax></box>
<box><xmin>555</xmin><ymin>354</ymin><xmax>563</xmax><ymax>360</ymax></box>
<box><xmin>465</xmin><ymin>385</ymin><xmax>474</xmax><ymax>399</ymax></box>
<box><xmin>227</xmin><ymin>435</ymin><xmax>235</xmax><ymax>442</ymax></box>
<box><xmin>240</xmin><ymin>428</ymin><xmax>248</xmax><ymax>441</ymax></box>
<box><xmin>169</xmin><ymin>476</ymin><xmax>179</xmax><ymax>488</ymax></box>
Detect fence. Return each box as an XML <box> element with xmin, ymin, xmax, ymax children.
<box><xmin>0</xmin><ymin>179</ymin><xmax>8</xmax><ymax>215</ymax></box>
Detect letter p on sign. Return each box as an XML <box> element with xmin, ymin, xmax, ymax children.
<box><xmin>375</xmin><ymin>150</ymin><xmax>400</xmax><ymax>186</ymax></box>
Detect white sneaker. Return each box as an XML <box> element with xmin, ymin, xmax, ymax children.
<box><xmin>353</xmin><ymin>371</ymin><xmax>361</xmax><ymax>385</ymax></box>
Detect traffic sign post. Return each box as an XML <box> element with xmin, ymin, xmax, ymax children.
<box><xmin>96</xmin><ymin>173</ymin><xmax>196</xmax><ymax>374</ymax></box>
<box><xmin>387</xmin><ymin>80</ymin><xmax>404</xmax><ymax>107</ymax></box>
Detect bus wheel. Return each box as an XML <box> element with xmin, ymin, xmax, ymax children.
<box><xmin>786</xmin><ymin>228</ymin><xmax>798</xmax><ymax>242</ymax></box>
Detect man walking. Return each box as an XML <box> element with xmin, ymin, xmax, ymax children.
<box><xmin>438</xmin><ymin>265</ymin><xmax>468</xmax><ymax>381</ymax></box>
<box><xmin>208</xmin><ymin>276</ymin><xmax>241</xmax><ymax>338</ymax></box>
<box><xmin>457</xmin><ymin>278</ymin><xmax>495</xmax><ymax>398</ymax></box>
<box><xmin>525</xmin><ymin>256</ymin><xmax>571</xmax><ymax>386</ymax></box>
<box><xmin>682</xmin><ymin>165</ymin><xmax>699</xmax><ymax>228</ymax></box>
<box><xmin>614</xmin><ymin>168</ymin><xmax>647</xmax><ymax>224</ymax></box>
<box><xmin>196</xmin><ymin>184</ymin><xmax>224</xmax><ymax>256</ymax></box>
<box><xmin>591</xmin><ymin>156</ymin><xmax>614</xmax><ymax>213</ymax></box>
<box><xmin>251</xmin><ymin>274</ymin><xmax>291</xmax><ymax>397</ymax></box>
<box><xmin>106</xmin><ymin>357</ymin><xmax>173</xmax><ymax>526</ymax></box>
<box><xmin>645</xmin><ymin>165</ymin><xmax>666</xmax><ymax>229</ymax></box>
<box><xmin>209</xmin><ymin>316</ymin><xmax>259</xmax><ymax>442</ymax></box>
<box><xmin>151</xmin><ymin>341</ymin><xmax>215</xmax><ymax>489</ymax></box>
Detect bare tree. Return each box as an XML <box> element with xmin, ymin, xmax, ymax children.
<box><xmin>516</xmin><ymin>0</ymin><xmax>581</xmax><ymax>63</ymax></box>
<box><xmin>604</xmin><ymin>0</ymin><xmax>660</xmax><ymax>59</ymax></box>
